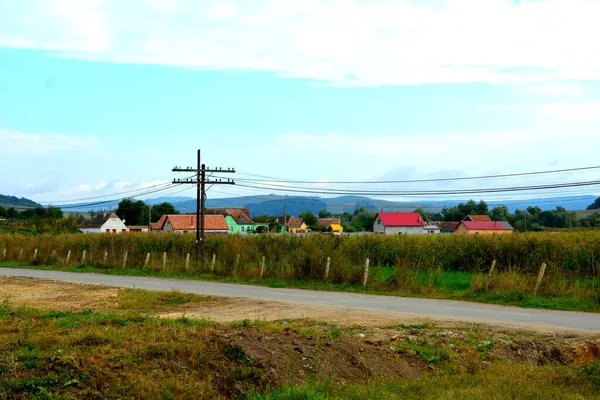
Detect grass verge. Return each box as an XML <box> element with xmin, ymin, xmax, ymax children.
<box><xmin>1</xmin><ymin>296</ymin><xmax>599</xmax><ymax>399</ymax></box>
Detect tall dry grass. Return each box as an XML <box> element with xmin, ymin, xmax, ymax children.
<box><xmin>1</xmin><ymin>232</ymin><xmax>599</xmax><ymax>285</ymax></box>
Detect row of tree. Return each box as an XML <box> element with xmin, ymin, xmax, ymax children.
<box><xmin>0</xmin><ymin>206</ymin><xmax>64</xmax><ymax>220</ymax></box>
<box><xmin>109</xmin><ymin>199</ymin><xmax>179</xmax><ymax>227</ymax></box>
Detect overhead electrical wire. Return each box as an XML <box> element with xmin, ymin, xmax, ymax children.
<box><xmin>233</xmin><ymin>179</ymin><xmax>600</xmax><ymax>196</ymax></box>
<box><xmin>55</xmin><ymin>184</ymin><xmax>184</xmax><ymax>210</ymax></box>
<box><xmin>230</xmin><ymin>164</ymin><xmax>600</xmax><ymax>185</ymax></box>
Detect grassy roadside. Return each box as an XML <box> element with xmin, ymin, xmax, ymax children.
<box><xmin>1</xmin><ymin>289</ymin><xmax>599</xmax><ymax>399</ymax></box>
<box><xmin>1</xmin><ymin>261</ymin><xmax>600</xmax><ymax>313</ymax></box>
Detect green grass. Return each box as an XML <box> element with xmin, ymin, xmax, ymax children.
<box><xmin>250</xmin><ymin>362</ymin><xmax>600</xmax><ymax>400</ymax></box>
<box><xmin>2</xmin><ymin>261</ymin><xmax>600</xmax><ymax>313</ymax></box>
<box><xmin>2</xmin><ymin>297</ymin><xmax>600</xmax><ymax>400</ymax></box>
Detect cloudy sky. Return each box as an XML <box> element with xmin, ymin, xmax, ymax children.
<box><xmin>1</xmin><ymin>0</ymin><xmax>600</xmax><ymax>204</ymax></box>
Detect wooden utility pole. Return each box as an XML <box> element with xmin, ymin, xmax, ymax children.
<box><xmin>283</xmin><ymin>205</ymin><xmax>287</xmax><ymax>233</ymax></box>
<box><xmin>172</xmin><ymin>150</ymin><xmax>235</xmax><ymax>268</ymax></box>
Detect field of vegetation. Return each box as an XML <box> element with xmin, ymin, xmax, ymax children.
<box><xmin>1</xmin><ymin>232</ymin><xmax>600</xmax><ymax>312</ymax></box>
<box><xmin>1</xmin><ymin>283</ymin><xmax>600</xmax><ymax>399</ymax></box>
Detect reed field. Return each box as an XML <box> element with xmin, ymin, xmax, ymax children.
<box><xmin>1</xmin><ymin>232</ymin><xmax>600</xmax><ymax>292</ymax></box>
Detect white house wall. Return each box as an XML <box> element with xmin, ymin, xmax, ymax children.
<box><xmin>384</xmin><ymin>226</ymin><xmax>424</xmax><ymax>235</ymax></box>
<box><xmin>81</xmin><ymin>227</ymin><xmax>102</xmax><ymax>234</ymax></box>
<box><xmin>373</xmin><ymin>217</ymin><xmax>385</xmax><ymax>233</ymax></box>
<box><xmin>100</xmin><ymin>218</ymin><xmax>129</xmax><ymax>233</ymax></box>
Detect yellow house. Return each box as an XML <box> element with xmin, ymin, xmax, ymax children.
<box><xmin>317</xmin><ymin>218</ymin><xmax>344</xmax><ymax>233</ymax></box>
<box><xmin>288</xmin><ymin>217</ymin><xmax>308</xmax><ymax>233</ymax></box>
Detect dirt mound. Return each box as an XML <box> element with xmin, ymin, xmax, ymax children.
<box><xmin>493</xmin><ymin>339</ymin><xmax>570</xmax><ymax>365</ymax></box>
<box><xmin>566</xmin><ymin>340</ymin><xmax>600</xmax><ymax>364</ymax></box>
<box><xmin>224</xmin><ymin>328</ymin><xmax>429</xmax><ymax>386</ymax></box>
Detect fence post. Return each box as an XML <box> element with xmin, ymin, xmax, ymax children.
<box><xmin>485</xmin><ymin>259</ymin><xmax>497</xmax><ymax>290</ymax></box>
<box><xmin>185</xmin><ymin>253</ymin><xmax>190</xmax><ymax>272</ymax></box>
<box><xmin>162</xmin><ymin>252</ymin><xmax>167</xmax><ymax>270</ymax></box>
<box><xmin>122</xmin><ymin>251</ymin><xmax>128</xmax><ymax>269</ymax></box>
<box><xmin>33</xmin><ymin>248</ymin><xmax>38</xmax><ymax>261</ymax></box>
<box><xmin>103</xmin><ymin>251</ymin><xmax>108</xmax><ymax>263</ymax></box>
<box><xmin>259</xmin><ymin>255</ymin><xmax>266</xmax><ymax>279</ymax></box>
<box><xmin>363</xmin><ymin>258</ymin><xmax>370</xmax><ymax>287</ymax></box>
<box><xmin>534</xmin><ymin>263</ymin><xmax>547</xmax><ymax>295</ymax></box>
<box><xmin>18</xmin><ymin>248</ymin><xmax>23</xmax><ymax>261</ymax></box>
<box><xmin>233</xmin><ymin>254</ymin><xmax>240</xmax><ymax>276</ymax></box>
<box><xmin>324</xmin><ymin>256</ymin><xmax>331</xmax><ymax>280</ymax></box>
<box><xmin>66</xmin><ymin>250</ymin><xmax>71</xmax><ymax>265</ymax></box>
<box><xmin>81</xmin><ymin>250</ymin><xmax>86</xmax><ymax>265</ymax></box>
<box><xmin>144</xmin><ymin>253</ymin><xmax>151</xmax><ymax>268</ymax></box>
<box><xmin>2</xmin><ymin>248</ymin><xmax>6</xmax><ymax>260</ymax></box>
<box><xmin>210</xmin><ymin>253</ymin><xmax>216</xmax><ymax>272</ymax></box>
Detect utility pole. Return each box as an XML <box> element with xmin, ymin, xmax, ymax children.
<box><xmin>172</xmin><ymin>150</ymin><xmax>235</xmax><ymax>268</ymax></box>
<box><xmin>283</xmin><ymin>205</ymin><xmax>287</xmax><ymax>233</ymax></box>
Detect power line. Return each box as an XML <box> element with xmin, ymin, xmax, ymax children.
<box><xmin>229</xmin><ymin>164</ymin><xmax>600</xmax><ymax>185</ymax></box>
<box><xmin>55</xmin><ymin>184</ymin><xmax>182</xmax><ymax>210</ymax></box>
<box><xmin>234</xmin><ymin>179</ymin><xmax>600</xmax><ymax>196</ymax></box>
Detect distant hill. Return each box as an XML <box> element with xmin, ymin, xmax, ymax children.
<box><xmin>44</xmin><ymin>193</ymin><xmax>598</xmax><ymax>218</ymax></box>
<box><xmin>0</xmin><ymin>194</ymin><xmax>41</xmax><ymax>209</ymax></box>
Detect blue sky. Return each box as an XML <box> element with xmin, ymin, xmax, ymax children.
<box><xmin>1</xmin><ymin>0</ymin><xmax>600</xmax><ymax>204</ymax></box>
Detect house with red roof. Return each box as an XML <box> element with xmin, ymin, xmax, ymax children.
<box><xmin>373</xmin><ymin>212</ymin><xmax>426</xmax><ymax>235</ymax></box>
<box><xmin>152</xmin><ymin>214</ymin><xmax>229</xmax><ymax>234</ymax></box>
<box><xmin>454</xmin><ymin>220</ymin><xmax>514</xmax><ymax>235</ymax></box>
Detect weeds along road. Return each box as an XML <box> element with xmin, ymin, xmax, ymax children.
<box><xmin>1</xmin><ymin>267</ymin><xmax>599</xmax><ymax>332</ymax></box>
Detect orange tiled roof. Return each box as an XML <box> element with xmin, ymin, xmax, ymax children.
<box><xmin>317</xmin><ymin>218</ymin><xmax>341</xmax><ymax>227</ymax></box>
<box><xmin>465</xmin><ymin>215</ymin><xmax>492</xmax><ymax>222</ymax></box>
<box><xmin>287</xmin><ymin>217</ymin><xmax>305</xmax><ymax>229</ymax></box>
<box><xmin>154</xmin><ymin>215</ymin><xmax>228</xmax><ymax>231</ymax></box>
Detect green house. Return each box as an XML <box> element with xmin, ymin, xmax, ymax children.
<box><xmin>207</xmin><ymin>208</ymin><xmax>268</xmax><ymax>235</ymax></box>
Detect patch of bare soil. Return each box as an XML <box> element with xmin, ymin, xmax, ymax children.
<box><xmin>0</xmin><ymin>276</ymin><xmax>119</xmax><ymax>311</ymax></box>
<box><xmin>224</xmin><ymin>329</ymin><xmax>429</xmax><ymax>386</ymax></box>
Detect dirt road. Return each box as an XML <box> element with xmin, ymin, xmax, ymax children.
<box><xmin>2</xmin><ymin>268</ymin><xmax>599</xmax><ymax>332</ymax></box>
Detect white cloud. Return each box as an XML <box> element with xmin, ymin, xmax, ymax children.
<box><xmin>271</xmin><ymin>102</ymin><xmax>600</xmax><ymax>185</ymax></box>
<box><xmin>113</xmin><ymin>181</ymin><xmax>132</xmax><ymax>189</ymax></box>
<box><xmin>1</xmin><ymin>0</ymin><xmax>600</xmax><ymax>85</ymax></box>
<box><xmin>139</xmin><ymin>179</ymin><xmax>168</xmax><ymax>189</ymax></box>
<box><xmin>538</xmin><ymin>102</ymin><xmax>600</xmax><ymax>120</ymax></box>
<box><xmin>94</xmin><ymin>183</ymin><xmax>107</xmax><ymax>190</ymax></box>
<box><xmin>531</xmin><ymin>82</ymin><xmax>588</xmax><ymax>97</ymax></box>
<box><xmin>0</xmin><ymin>126</ymin><xmax>98</xmax><ymax>155</ymax></box>
<box><xmin>73</xmin><ymin>184</ymin><xmax>92</xmax><ymax>193</ymax></box>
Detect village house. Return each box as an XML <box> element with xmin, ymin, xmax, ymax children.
<box><xmin>127</xmin><ymin>225</ymin><xmax>149</xmax><ymax>233</ymax></box>
<box><xmin>454</xmin><ymin>220</ymin><xmax>514</xmax><ymax>235</ymax></box>
<box><xmin>206</xmin><ymin>208</ymin><xmax>268</xmax><ymax>234</ymax></box>
<box><xmin>78</xmin><ymin>213</ymin><xmax>128</xmax><ymax>234</ymax></box>
<box><xmin>423</xmin><ymin>222</ymin><xmax>441</xmax><ymax>234</ymax></box>
<box><xmin>316</xmin><ymin>218</ymin><xmax>344</xmax><ymax>233</ymax></box>
<box><xmin>277</xmin><ymin>215</ymin><xmax>308</xmax><ymax>233</ymax></box>
<box><xmin>152</xmin><ymin>214</ymin><xmax>228</xmax><ymax>234</ymax></box>
<box><xmin>373</xmin><ymin>212</ymin><xmax>426</xmax><ymax>235</ymax></box>
<box><xmin>434</xmin><ymin>221</ymin><xmax>460</xmax><ymax>234</ymax></box>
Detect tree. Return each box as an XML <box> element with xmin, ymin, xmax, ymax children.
<box><xmin>299</xmin><ymin>211</ymin><xmax>317</xmax><ymax>227</ymax></box>
<box><xmin>353</xmin><ymin>209</ymin><xmax>377</xmax><ymax>231</ymax></box>
<box><xmin>47</xmin><ymin>206</ymin><xmax>64</xmax><ymax>219</ymax></box>
<box><xmin>490</xmin><ymin>206</ymin><xmax>510</xmax><ymax>221</ymax></box>
<box><xmin>414</xmin><ymin>208</ymin><xmax>431</xmax><ymax>222</ymax></box>
<box><xmin>150</xmin><ymin>202</ymin><xmax>178</xmax><ymax>222</ymax></box>
<box><xmin>318</xmin><ymin>209</ymin><xmax>333</xmax><ymax>218</ymax></box>
<box><xmin>587</xmin><ymin>197</ymin><xmax>600</xmax><ymax>210</ymax></box>
<box><xmin>0</xmin><ymin>206</ymin><xmax>6</xmax><ymax>218</ymax></box>
<box><xmin>116</xmin><ymin>198</ymin><xmax>147</xmax><ymax>226</ymax></box>
<box><xmin>6</xmin><ymin>208</ymin><xmax>19</xmax><ymax>219</ymax></box>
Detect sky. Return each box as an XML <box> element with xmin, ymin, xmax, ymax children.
<box><xmin>1</xmin><ymin>0</ymin><xmax>600</xmax><ymax>205</ymax></box>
